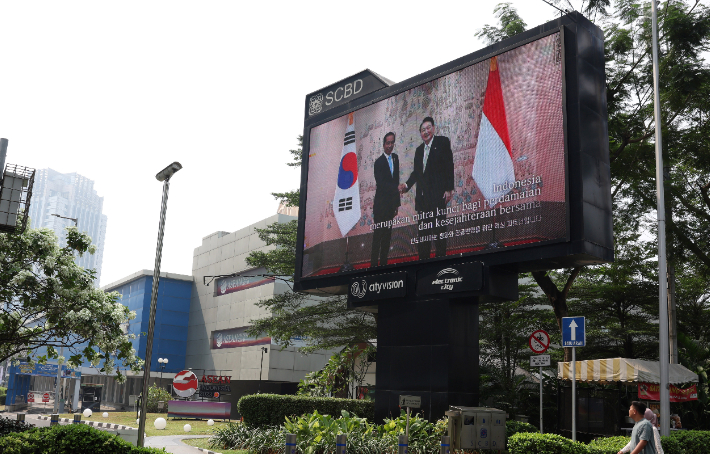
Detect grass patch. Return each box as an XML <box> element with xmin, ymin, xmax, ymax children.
<box><xmin>182</xmin><ymin>437</ymin><xmax>248</xmax><ymax>454</ymax></box>
<box><xmin>53</xmin><ymin>411</ymin><xmax>232</xmax><ymax>437</ymax></box>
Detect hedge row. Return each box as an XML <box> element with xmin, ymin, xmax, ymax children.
<box><xmin>0</xmin><ymin>424</ymin><xmax>165</xmax><ymax>454</ymax></box>
<box><xmin>0</xmin><ymin>417</ymin><xmax>34</xmax><ymax>437</ymax></box>
<box><xmin>509</xmin><ymin>430</ymin><xmax>710</xmax><ymax>454</ymax></box>
<box><xmin>237</xmin><ymin>393</ymin><xmax>374</xmax><ymax>427</ymax></box>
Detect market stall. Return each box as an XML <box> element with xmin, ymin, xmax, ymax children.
<box><xmin>557</xmin><ymin>358</ymin><xmax>698</xmax><ymax>436</ymax></box>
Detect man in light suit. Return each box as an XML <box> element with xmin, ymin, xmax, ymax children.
<box><xmin>400</xmin><ymin>117</ymin><xmax>454</xmax><ymax>260</ymax></box>
<box><xmin>371</xmin><ymin>132</ymin><xmax>400</xmax><ymax>267</ymax></box>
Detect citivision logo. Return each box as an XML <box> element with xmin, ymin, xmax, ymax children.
<box><xmin>215</xmin><ymin>333</ymin><xmax>223</xmax><ymax>348</ymax></box>
<box><xmin>351</xmin><ymin>280</ymin><xmax>367</xmax><ymax>298</ymax></box>
<box><xmin>432</xmin><ymin>268</ymin><xmax>463</xmax><ymax>291</ymax></box>
<box><xmin>350</xmin><ymin>277</ymin><xmax>405</xmax><ymax>299</ymax></box>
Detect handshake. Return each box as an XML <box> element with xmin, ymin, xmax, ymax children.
<box><xmin>398</xmin><ymin>183</ymin><xmax>408</xmax><ymax>194</ymax></box>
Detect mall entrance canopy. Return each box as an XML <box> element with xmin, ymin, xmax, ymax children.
<box><xmin>558</xmin><ymin>357</ymin><xmax>698</xmax><ymax>384</ymax></box>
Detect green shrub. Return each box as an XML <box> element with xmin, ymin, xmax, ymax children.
<box><xmin>0</xmin><ymin>386</ymin><xmax>6</xmax><ymax>406</ymax></box>
<box><xmin>508</xmin><ymin>432</ymin><xmax>588</xmax><ymax>454</ymax></box>
<box><xmin>0</xmin><ymin>424</ymin><xmax>165</xmax><ymax>453</ymax></box>
<box><xmin>145</xmin><ymin>384</ymin><xmax>171</xmax><ymax>413</ymax></box>
<box><xmin>237</xmin><ymin>393</ymin><xmax>374</xmax><ymax>427</ymax></box>
<box><xmin>506</xmin><ymin>420</ymin><xmax>538</xmax><ymax>438</ymax></box>
<box><xmin>0</xmin><ymin>417</ymin><xmax>34</xmax><ymax>436</ymax></box>
<box><xmin>209</xmin><ymin>421</ymin><xmax>286</xmax><ymax>454</ymax></box>
<box><xmin>660</xmin><ymin>435</ymin><xmax>686</xmax><ymax>454</ymax></box>
<box><xmin>667</xmin><ymin>430</ymin><xmax>710</xmax><ymax>454</ymax></box>
<box><xmin>587</xmin><ymin>435</ymin><xmax>629</xmax><ymax>454</ymax></box>
<box><xmin>212</xmin><ymin>409</ymin><xmax>442</xmax><ymax>454</ymax></box>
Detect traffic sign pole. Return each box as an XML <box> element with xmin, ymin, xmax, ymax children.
<box><xmin>572</xmin><ymin>347</ymin><xmax>576</xmax><ymax>442</ymax></box>
<box><xmin>540</xmin><ymin>365</ymin><xmax>543</xmax><ymax>434</ymax></box>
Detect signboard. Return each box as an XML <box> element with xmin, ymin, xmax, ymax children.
<box><xmin>15</xmin><ymin>362</ymin><xmax>81</xmax><ymax>379</ymax></box>
<box><xmin>199</xmin><ymin>374</ymin><xmax>231</xmax><ymax>398</ymax></box>
<box><xmin>399</xmin><ymin>395</ymin><xmax>421</xmax><ymax>409</ymax></box>
<box><xmin>294</xmin><ymin>16</ymin><xmax>614</xmax><ymax>295</ymax></box>
<box><xmin>639</xmin><ymin>382</ymin><xmax>698</xmax><ymax>402</ymax></box>
<box><xmin>214</xmin><ymin>268</ymin><xmax>274</xmax><ymax>297</ymax></box>
<box><xmin>306</xmin><ymin>69</ymin><xmax>392</xmax><ymax>119</ymax></box>
<box><xmin>211</xmin><ymin>326</ymin><xmax>270</xmax><ymax>349</ymax></box>
<box><xmin>27</xmin><ymin>393</ymin><xmax>35</xmax><ymax>403</ymax></box>
<box><xmin>42</xmin><ymin>393</ymin><xmax>50</xmax><ymax>403</ymax></box>
<box><xmin>416</xmin><ymin>262</ymin><xmax>483</xmax><ymax>295</ymax></box>
<box><xmin>561</xmin><ymin>316</ymin><xmax>586</xmax><ymax>347</ymax></box>
<box><xmin>300</xmin><ymin>32</ymin><xmax>568</xmax><ymax>281</ymax></box>
<box><xmin>530</xmin><ymin>355</ymin><xmax>551</xmax><ymax>367</ymax></box>
<box><xmin>529</xmin><ymin>330</ymin><xmax>550</xmax><ymax>354</ymax></box>
<box><xmin>347</xmin><ymin>271</ymin><xmax>407</xmax><ymax>303</ymax></box>
<box><xmin>172</xmin><ymin>370</ymin><xmax>199</xmax><ymax>398</ymax></box>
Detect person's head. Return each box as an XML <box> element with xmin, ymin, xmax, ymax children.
<box><xmin>420</xmin><ymin>117</ymin><xmax>435</xmax><ymax>144</ymax></box>
<box><xmin>644</xmin><ymin>408</ymin><xmax>658</xmax><ymax>426</ymax></box>
<box><xmin>383</xmin><ymin>132</ymin><xmax>396</xmax><ymax>155</ymax></box>
<box><xmin>629</xmin><ymin>401</ymin><xmax>647</xmax><ymax>421</ymax></box>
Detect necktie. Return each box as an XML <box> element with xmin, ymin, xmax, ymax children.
<box><xmin>423</xmin><ymin>144</ymin><xmax>431</xmax><ymax>170</ymax></box>
<box><xmin>387</xmin><ymin>155</ymin><xmax>393</xmax><ymax>175</ymax></box>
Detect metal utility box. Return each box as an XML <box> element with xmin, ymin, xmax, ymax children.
<box><xmin>446</xmin><ymin>406</ymin><xmax>506</xmax><ymax>451</ymax></box>
<box><xmin>80</xmin><ymin>384</ymin><xmax>103</xmax><ymax>411</ymax></box>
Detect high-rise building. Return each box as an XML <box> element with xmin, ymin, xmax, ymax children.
<box><xmin>28</xmin><ymin>169</ymin><xmax>108</xmax><ymax>284</ymax></box>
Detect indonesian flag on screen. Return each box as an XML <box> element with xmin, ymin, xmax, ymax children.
<box><xmin>333</xmin><ymin>113</ymin><xmax>361</xmax><ymax>237</ymax></box>
<box><xmin>472</xmin><ymin>56</ymin><xmax>516</xmax><ymax>205</ymax></box>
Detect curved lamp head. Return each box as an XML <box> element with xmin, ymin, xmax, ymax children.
<box><xmin>156</xmin><ymin>162</ymin><xmax>182</xmax><ymax>182</ymax></box>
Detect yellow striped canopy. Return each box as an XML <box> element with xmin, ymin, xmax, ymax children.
<box><xmin>558</xmin><ymin>358</ymin><xmax>698</xmax><ymax>384</ymax></box>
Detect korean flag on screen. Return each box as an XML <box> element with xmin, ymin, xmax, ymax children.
<box><xmin>333</xmin><ymin>113</ymin><xmax>361</xmax><ymax>237</ymax></box>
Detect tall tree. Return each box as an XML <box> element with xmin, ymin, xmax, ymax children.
<box><xmin>0</xmin><ymin>226</ymin><xmax>143</xmax><ymax>379</ymax></box>
<box><xmin>479</xmin><ymin>277</ymin><xmax>558</xmax><ymax>415</ymax></box>
<box><xmin>245</xmin><ymin>137</ymin><xmax>377</xmax><ymax>353</ymax></box>
<box><xmin>478</xmin><ymin>0</ymin><xmax>710</xmax><ymax>362</ymax></box>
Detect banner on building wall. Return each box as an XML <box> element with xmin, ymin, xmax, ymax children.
<box><xmin>15</xmin><ymin>362</ymin><xmax>81</xmax><ymax>378</ymax></box>
<box><xmin>211</xmin><ymin>326</ymin><xmax>270</xmax><ymax>349</ymax></box>
<box><xmin>214</xmin><ymin>267</ymin><xmax>274</xmax><ymax>297</ymax></box>
<box><xmin>638</xmin><ymin>382</ymin><xmax>698</xmax><ymax>402</ymax></box>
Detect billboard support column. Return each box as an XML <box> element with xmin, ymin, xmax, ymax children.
<box><xmin>375</xmin><ymin>296</ymin><xmax>480</xmax><ymax>423</ymax></box>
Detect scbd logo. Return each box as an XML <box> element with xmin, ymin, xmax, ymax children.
<box><xmin>309</xmin><ymin>93</ymin><xmax>323</xmax><ymax>116</ymax></box>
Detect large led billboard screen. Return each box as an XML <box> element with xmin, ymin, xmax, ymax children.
<box><xmin>301</xmin><ymin>33</ymin><xmax>566</xmax><ymax>279</ymax></box>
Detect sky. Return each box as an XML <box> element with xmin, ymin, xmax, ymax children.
<box><xmin>0</xmin><ymin>1</ymin><xmax>591</xmax><ymax>286</ymax></box>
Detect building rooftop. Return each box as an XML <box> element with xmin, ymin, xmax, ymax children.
<box><xmin>101</xmin><ymin>269</ymin><xmax>193</xmax><ymax>292</ymax></box>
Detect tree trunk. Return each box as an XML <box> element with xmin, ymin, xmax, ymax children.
<box><xmin>531</xmin><ymin>267</ymin><xmax>583</xmax><ymax>362</ymax></box>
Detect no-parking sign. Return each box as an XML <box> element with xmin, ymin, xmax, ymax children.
<box><xmin>529</xmin><ymin>330</ymin><xmax>550</xmax><ymax>354</ymax></box>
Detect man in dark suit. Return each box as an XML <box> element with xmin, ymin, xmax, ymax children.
<box><xmin>371</xmin><ymin>132</ymin><xmax>401</xmax><ymax>267</ymax></box>
<box><xmin>400</xmin><ymin>117</ymin><xmax>454</xmax><ymax>260</ymax></box>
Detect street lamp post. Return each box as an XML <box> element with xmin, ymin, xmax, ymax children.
<box><xmin>51</xmin><ymin>214</ymin><xmax>78</xmax><ymax>415</ymax></box>
<box><xmin>137</xmin><ymin>162</ymin><xmax>182</xmax><ymax>448</ymax></box>
<box><xmin>158</xmin><ymin>358</ymin><xmax>168</xmax><ymax>390</ymax></box>
<box><xmin>258</xmin><ymin>347</ymin><xmax>268</xmax><ymax>393</ymax></box>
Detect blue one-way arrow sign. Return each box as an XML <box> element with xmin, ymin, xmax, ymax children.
<box><xmin>562</xmin><ymin>316</ymin><xmax>586</xmax><ymax>347</ymax></box>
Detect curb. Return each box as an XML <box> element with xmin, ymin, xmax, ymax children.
<box><xmin>35</xmin><ymin>415</ymin><xmax>136</xmax><ymax>430</ymax></box>
<box><xmin>194</xmin><ymin>448</ymin><xmax>222</xmax><ymax>454</ymax></box>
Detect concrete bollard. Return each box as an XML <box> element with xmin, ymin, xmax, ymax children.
<box><xmin>285</xmin><ymin>433</ymin><xmax>297</xmax><ymax>454</ymax></box>
<box><xmin>440</xmin><ymin>435</ymin><xmax>451</xmax><ymax>454</ymax></box>
<box><xmin>50</xmin><ymin>414</ymin><xmax>59</xmax><ymax>426</ymax></box>
<box><xmin>398</xmin><ymin>434</ymin><xmax>408</xmax><ymax>454</ymax></box>
<box><xmin>73</xmin><ymin>414</ymin><xmax>82</xmax><ymax>424</ymax></box>
<box><xmin>16</xmin><ymin>414</ymin><xmax>25</xmax><ymax>422</ymax></box>
<box><xmin>336</xmin><ymin>433</ymin><xmax>347</xmax><ymax>454</ymax></box>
